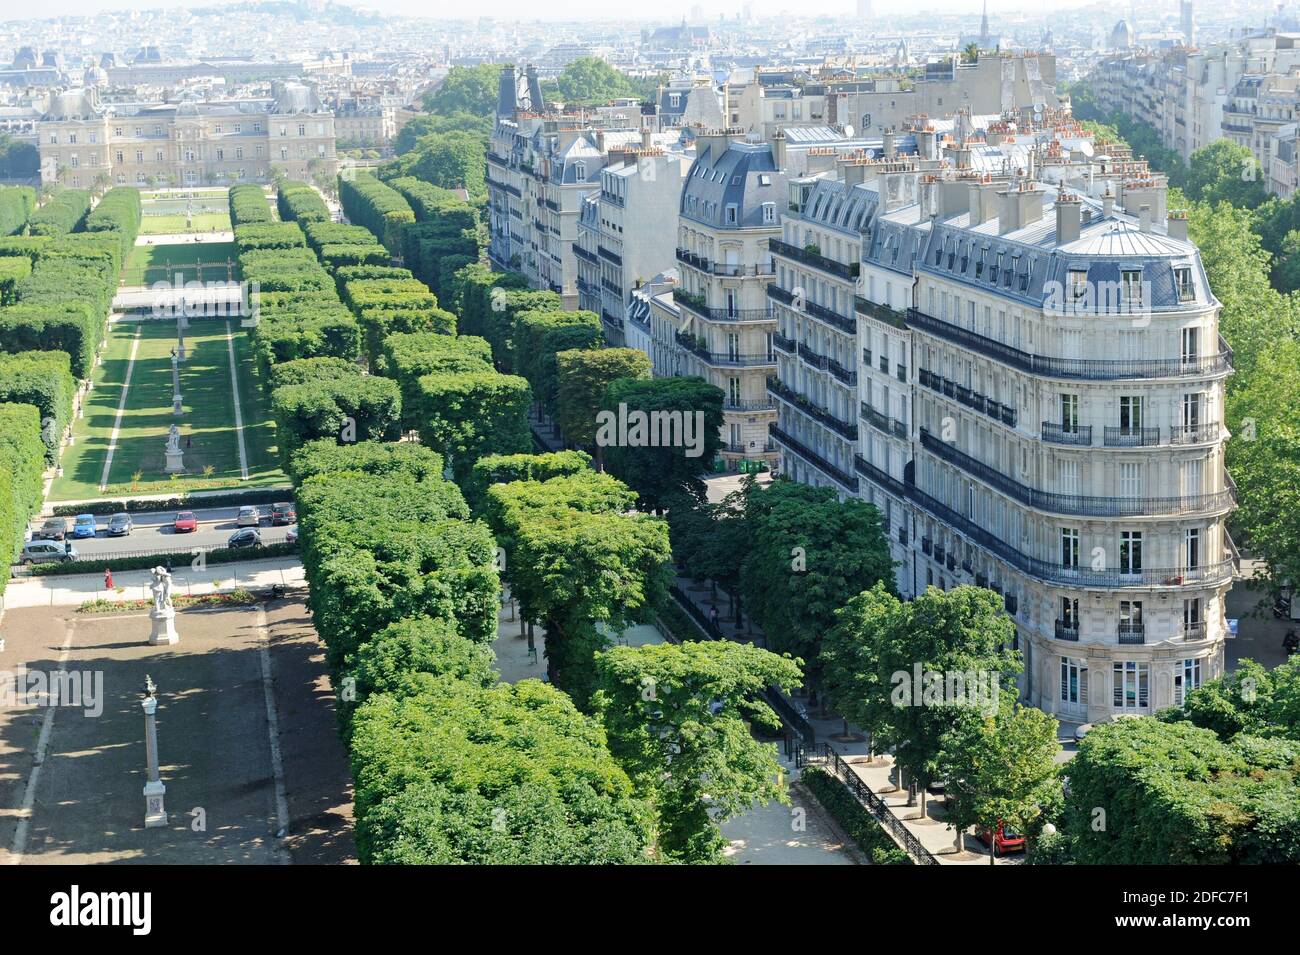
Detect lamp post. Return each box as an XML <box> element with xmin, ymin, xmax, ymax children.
<box><xmin>140</xmin><ymin>675</ymin><xmax>168</xmax><ymax>829</ymax></box>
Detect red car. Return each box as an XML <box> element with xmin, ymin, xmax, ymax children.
<box><xmin>976</xmin><ymin>823</ymin><xmax>1026</xmax><ymax>857</ymax></box>
<box><xmin>173</xmin><ymin>510</ymin><xmax>198</xmax><ymax>533</ymax></box>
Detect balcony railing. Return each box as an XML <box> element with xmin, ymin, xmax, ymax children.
<box><xmin>1183</xmin><ymin>621</ymin><xmax>1206</xmax><ymax>640</ymax></box>
<box><xmin>919</xmin><ymin>369</ymin><xmax>1017</xmax><ymax>429</ymax></box>
<box><xmin>768</xmin><ymin>237</ymin><xmax>859</xmax><ymax>282</ymax></box>
<box><xmin>573</xmin><ymin>245</ymin><xmax>598</xmax><ymax>264</ymax></box>
<box><xmin>1170</xmin><ymin>424</ymin><xmax>1220</xmax><ymax>445</ymax></box>
<box><xmin>1118</xmin><ymin>623</ymin><xmax>1147</xmax><ymax>645</ymax></box>
<box><xmin>767</xmin><ymin>285</ymin><xmax>857</xmax><ymax>335</ymax></box>
<box><xmin>798</xmin><ymin>342</ymin><xmax>829</xmax><ymax>370</ymax></box>
<box><xmin>920</xmin><ymin>428</ymin><xmax>1235</xmax><ymax>518</ymax></box>
<box><xmin>905</xmin><ymin>479</ymin><xmax>1235</xmax><ymax>589</ymax></box>
<box><xmin>675</xmin><ymin>332</ymin><xmax>773</xmax><ymax>367</ymax></box>
<box><xmin>1054</xmin><ymin>620</ymin><xmax>1080</xmax><ymax>642</ymax></box>
<box><xmin>597</xmin><ymin>246</ymin><xmax>622</xmax><ymax>265</ymax></box>
<box><xmin>1103</xmin><ymin>426</ymin><xmax>1161</xmax><ymax>447</ymax></box>
<box><xmin>767</xmin><ymin>378</ymin><xmax>858</xmax><ymax>441</ymax></box>
<box><xmin>906</xmin><ymin>308</ymin><xmax>1233</xmax><ymax>381</ymax></box>
<box><xmin>854</xmin><ymin>296</ymin><xmax>908</xmax><ymax>330</ymax></box>
<box><xmin>860</xmin><ymin>402</ymin><xmax>908</xmax><ymax>440</ymax></box>
<box><xmin>674</xmin><ymin>248</ymin><xmax>773</xmax><ymax>277</ymax></box>
<box><xmin>854</xmin><ymin>454</ymin><xmax>908</xmax><ymax>499</ymax></box>
<box><xmin>1042</xmin><ymin>423</ymin><xmax>1092</xmax><ymax>446</ymax></box>
<box><xmin>673</xmin><ymin>288</ymin><xmax>772</xmax><ymax>323</ymax></box>
<box><xmin>770</xmin><ymin>425</ymin><xmax>859</xmax><ymax>492</ymax></box>
<box><xmin>827</xmin><ymin>357</ymin><xmax>857</xmax><ymax>386</ymax></box>
<box><xmin>724</xmin><ymin>397</ymin><xmax>776</xmax><ymax>412</ymax></box>
<box><xmin>773</xmin><ymin>332</ymin><xmax>796</xmax><ymax>353</ymax></box>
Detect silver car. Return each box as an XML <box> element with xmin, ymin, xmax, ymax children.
<box><xmin>236</xmin><ymin>505</ymin><xmax>261</xmax><ymax>528</ymax></box>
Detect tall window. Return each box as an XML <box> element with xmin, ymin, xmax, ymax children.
<box><xmin>1181</xmin><ymin>326</ymin><xmax>1200</xmax><ymax>364</ymax></box>
<box><xmin>1184</xmin><ymin>528</ymin><xmax>1201</xmax><ymax>569</ymax></box>
<box><xmin>1113</xmin><ymin>661</ymin><xmax>1149</xmax><ymax>709</ymax></box>
<box><xmin>1060</xmin><ymin>528</ymin><xmax>1080</xmax><ymax>569</ymax></box>
<box><xmin>1119</xmin><ymin>395</ymin><xmax>1144</xmax><ymax>433</ymax></box>
<box><xmin>1181</xmin><ymin>392</ymin><xmax>1203</xmax><ymax>433</ymax></box>
<box><xmin>1121</xmin><ymin>269</ymin><xmax>1144</xmax><ymax>309</ymax></box>
<box><xmin>1174</xmin><ymin>658</ymin><xmax>1202</xmax><ymax>704</ymax></box>
<box><xmin>1183</xmin><ymin>597</ymin><xmax>1203</xmax><ymax>636</ymax></box>
<box><xmin>1120</xmin><ymin>531</ymin><xmax>1143</xmax><ymax>575</ymax></box>
<box><xmin>1060</xmin><ymin>394</ymin><xmax>1079</xmax><ymax>433</ymax></box>
<box><xmin>1060</xmin><ymin>657</ymin><xmax>1086</xmax><ymax>705</ymax></box>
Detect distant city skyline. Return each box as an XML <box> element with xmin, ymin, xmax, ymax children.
<box><xmin>2</xmin><ymin>0</ymin><xmax>1116</xmax><ymax>24</ymax></box>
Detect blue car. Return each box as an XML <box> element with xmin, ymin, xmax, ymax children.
<box><xmin>71</xmin><ymin>514</ymin><xmax>98</xmax><ymax>539</ymax></box>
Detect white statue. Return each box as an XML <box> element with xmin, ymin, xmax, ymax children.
<box><xmin>149</xmin><ymin>566</ymin><xmax>174</xmax><ymax>613</ymax></box>
<box><xmin>166</xmin><ymin>424</ymin><xmax>181</xmax><ymax>453</ymax></box>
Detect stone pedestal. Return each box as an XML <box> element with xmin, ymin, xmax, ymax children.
<box><xmin>143</xmin><ymin>779</ymin><xmax>168</xmax><ymax>828</ymax></box>
<box><xmin>172</xmin><ymin>393</ymin><xmax>183</xmax><ymax>416</ymax></box>
<box><xmin>149</xmin><ymin>606</ymin><xmax>179</xmax><ymax>645</ymax></box>
<box><xmin>164</xmin><ymin>449</ymin><xmax>185</xmax><ymax>474</ymax></box>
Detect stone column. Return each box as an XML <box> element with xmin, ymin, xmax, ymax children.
<box><xmin>141</xmin><ymin>678</ymin><xmax>168</xmax><ymax>828</ymax></box>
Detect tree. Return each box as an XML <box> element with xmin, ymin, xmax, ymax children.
<box><xmin>555</xmin><ymin>347</ymin><xmax>652</xmax><ymax>468</ymax></box>
<box><xmin>1184</xmin><ymin>140</ymin><xmax>1268</xmax><ymax>208</ymax></box>
<box><xmin>384</xmin><ymin>130</ymin><xmax>487</xmax><ymax>200</ymax></box>
<box><xmin>600</xmin><ymin>376</ymin><xmax>725</xmax><ymax>512</ymax></box>
<box><xmin>961</xmin><ymin>42</ymin><xmax>980</xmax><ymax>64</ymax></box>
<box><xmin>491</xmin><ymin>474</ymin><xmax>672</xmax><ymax>703</ymax></box>
<box><xmin>350</xmin><ymin>678</ymin><xmax>649</xmax><ymax>864</ymax></box>
<box><xmin>411</xmin><ymin>369</ymin><xmax>532</xmax><ymax>482</ymax></box>
<box><xmin>422</xmin><ymin>64</ymin><xmax>503</xmax><ymax>117</ymax></box>
<box><xmin>512</xmin><ymin>308</ymin><xmax>602</xmax><ymax>415</ymax></box>
<box><xmin>738</xmin><ymin>480</ymin><xmax>895</xmax><ymax>665</ymax></box>
<box><xmin>593</xmin><ymin>640</ymin><xmax>802</xmax><ymax>862</ymax></box>
<box><xmin>1226</xmin><ymin>339</ymin><xmax>1300</xmax><ymax>599</ymax></box>
<box><xmin>820</xmin><ymin>584</ymin><xmax>1021</xmax><ymax>815</ymax></box>
<box><xmin>393</xmin><ymin>112</ymin><xmax>490</xmax><ymax>155</ymax></box>
<box><xmin>554</xmin><ymin>57</ymin><xmax>637</xmax><ymax>104</ymax></box>
<box><xmin>939</xmin><ymin>695</ymin><xmax>1062</xmax><ymax>860</ymax></box>
<box><xmin>666</xmin><ymin>479</ymin><xmax>752</xmax><ymax>620</ymax></box>
<box><xmin>1160</xmin><ymin>656</ymin><xmax>1300</xmax><ymax>743</ymax></box>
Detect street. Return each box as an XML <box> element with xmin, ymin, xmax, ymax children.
<box><xmin>27</xmin><ymin>506</ymin><xmax>296</xmax><ymax>561</ymax></box>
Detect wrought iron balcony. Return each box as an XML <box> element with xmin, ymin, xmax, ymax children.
<box><xmin>767</xmin><ymin>285</ymin><xmax>857</xmax><ymax>335</ymax></box>
<box><xmin>1054</xmin><ymin>620</ymin><xmax>1080</xmax><ymax>642</ymax></box>
<box><xmin>1103</xmin><ymin>426</ymin><xmax>1161</xmax><ymax>447</ymax></box>
<box><xmin>724</xmin><ymin>397</ymin><xmax>776</xmax><ymax>413</ymax></box>
<box><xmin>827</xmin><ymin>357</ymin><xmax>857</xmax><ymax>386</ymax></box>
<box><xmin>770</xmin><ymin>425</ymin><xmax>859</xmax><ymax>492</ymax></box>
<box><xmin>768</xmin><ymin>237</ymin><xmax>859</xmax><ymax>282</ymax></box>
<box><xmin>1117</xmin><ymin>623</ymin><xmax>1146</xmax><ymax>645</ymax></box>
<box><xmin>1170</xmin><ymin>424</ymin><xmax>1220</xmax><ymax>445</ymax></box>
<box><xmin>773</xmin><ymin>332</ymin><xmax>796</xmax><ymax>353</ymax></box>
<box><xmin>573</xmin><ymin>245</ymin><xmax>598</xmax><ymax>265</ymax></box>
<box><xmin>860</xmin><ymin>402</ymin><xmax>908</xmax><ymax>440</ymax></box>
<box><xmin>767</xmin><ymin>378</ymin><xmax>858</xmax><ymax>441</ymax></box>
<box><xmin>855</xmin><ymin>296</ymin><xmax>908</xmax><ymax>330</ymax></box>
<box><xmin>906</xmin><ymin>308</ymin><xmax>1233</xmax><ymax>381</ymax></box>
<box><xmin>798</xmin><ymin>342</ymin><xmax>830</xmax><ymax>370</ymax></box>
<box><xmin>1042</xmin><ymin>422</ymin><xmax>1093</xmax><ymax>446</ymax></box>
<box><xmin>1183</xmin><ymin>621</ymin><xmax>1206</xmax><ymax>640</ymax></box>
<box><xmin>675</xmin><ymin>248</ymin><xmax>773</xmax><ymax>277</ymax></box>
<box><xmin>672</xmin><ymin>288</ymin><xmax>772</xmax><ymax>323</ymax></box>
<box><xmin>675</xmin><ymin>332</ymin><xmax>772</xmax><ymax>367</ymax></box>
<box><xmin>920</xmin><ymin>428</ymin><xmax>1235</xmax><ymax>518</ymax></box>
<box><xmin>597</xmin><ymin>246</ymin><xmax>622</xmax><ymax>265</ymax></box>
<box><xmin>921</xmin><ymin>536</ymin><xmax>932</xmax><ymax>555</ymax></box>
<box><xmin>854</xmin><ymin>454</ymin><xmax>908</xmax><ymax>499</ymax></box>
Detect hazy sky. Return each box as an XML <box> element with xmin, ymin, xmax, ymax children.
<box><xmin>3</xmin><ymin>0</ymin><xmax>1088</xmax><ymax>21</ymax></box>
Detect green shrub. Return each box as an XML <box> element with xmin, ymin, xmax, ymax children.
<box><xmin>0</xmin><ymin>402</ymin><xmax>46</xmax><ymax>597</ymax></box>
<box><xmin>801</xmin><ymin>767</ymin><xmax>914</xmax><ymax>865</ymax></box>
<box><xmin>276</xmin><ymin>181</ymin><xmax>330</xmax><ymax>223</ymax></box>
<box><xmin>338</xmin><ymin>172</ymin><xmax>414</xmax><ymax>253</ymax></box>
<box><xmin>0</xmin><ymin>350</ymin><xmax>75</xmax><ymax>460</ymax></box>
<box><xmin>0</xmin><ymin>185</ymin><xmax>37</xmax><ymax>236</ymax></box>
<box><xmin>28</xmin><ymin>188</ymin><xmax>91</xmax><ymax>235</ymax></box>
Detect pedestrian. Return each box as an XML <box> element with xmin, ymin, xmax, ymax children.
<box><xmin>709</xmin><ymin>605</ymin><xmax>719</xmax><ymax>629</ymax></box>
<box><xmin>186</xmin><ymin>434</ymin><xmax>191</xmax><ymax>449</ymax></box>
<box><xmin>104</xmin><ymin>567</ymin><xmax>113</xmax><ymax>590</ymax></box>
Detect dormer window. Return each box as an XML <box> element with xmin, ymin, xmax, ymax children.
<box><xmin>669</xmin><ymin>93</ymin><xmax>681</xmax><ymax>108</ymax></box>
<box><xmin>725</xmin><ymin>204</ymin><xmax>738</xmax><ymax>225</ymax></box>
<box><xmin>1174</xmin><ymin>266</ymin><xmax>1194</xmax><ymax>302</ymax></box>
<box><xmin>1068</xmin><ymin>269</ymin><xmax>1088</xmax><ymax>301</ymax></box>
<box><xmin>759</xmin><ymin>174</ymin><xmax>772</xmax><ymax>186</ymax></box>
<box><xmin>1122</xmin><ymin>269</ymin><xmax>1144</xmax><ymax>307</ymax></box>
<box><xmin>574</xmin><ymin>161</ymin><xmax>586</xmax><ymax>180</ymax></box>
<box><xmin>762</xmin><ymin>202</ymin><xmax>775</xmax><ymax>224</ymax></box>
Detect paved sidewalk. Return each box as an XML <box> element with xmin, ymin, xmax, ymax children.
<box><xmin>3</xmin><ymin>558</ymin><xmax>305</xmax><ymax>609</ymax></box>
<box><xmin>489</xmin><ymin>586</ymin><xmax>858</xmax><ymax>864</ymax></box>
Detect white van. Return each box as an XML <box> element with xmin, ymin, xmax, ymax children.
<box><xmin>20</xmin><ymin>540</ymin><xmax>76</xmax><ymax>565</ymax></box>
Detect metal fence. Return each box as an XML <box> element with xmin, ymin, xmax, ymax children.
<box><xmin>821</xmin><ymin>744</ymin><xmax>940</xmax><ymax>865</ymax></box>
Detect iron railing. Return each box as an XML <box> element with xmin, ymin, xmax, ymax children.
<box><xmin>770</xmin><ymin>426</ymin><xmax>859</xmax><ymax>492</ymax></box>
<box><xmin>768</xmin><ymin>237</ymin><xmax>859</xmax><ymax>281</ymax></box>
<box><xmin>822</xmin><ymin>745</ymin><xmax>940</xmax><ymax>865</ymax></box>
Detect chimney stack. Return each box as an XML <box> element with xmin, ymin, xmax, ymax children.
<box><xmin>883</xmin><ymin>127</ymin><xmax>896</xmax><ymax>159</ymax></box>
<box><xmin>772</xmin><ymin>129</ymin><xmax>787</xmax><ymax>171</ymax></box>
<box><xmin>1101</xmin><ymin>186</ymin><xmax>1114</xmax><ymax>218</ymax></box>
<box><xmin>1167</xmin><ymin>209</ymin><xmax>1189</xmax><ymax>241</ymax></box>
<box><xmin>1055</xmin><ymin>191</ymin><xmax>1082</xmax><ymax>245</ymax></box>
<box><xmin>1138</xmin><ymin>204</ymin><xmax>1152</xmax><ymax>233</ymax></box>
<box><xmin>641</xmin><ymin>118</ymin><xmax>653</xmax><ymax>150</ymax></box>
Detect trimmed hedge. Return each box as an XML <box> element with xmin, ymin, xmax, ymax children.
<box><xmin>800</xmin><ymin>768</ymin><xmax>914</xmax><ymax>865</ymax></box>
<box><xmin>28</xmin><ymin>188</ymin><xmax>91</xmax><ymax>236</ymax></box>
<box><xmin>412</xmin><ymin>369</ymin><xmax>531</xmax><ymax>481</ymax></box>
<box><xmin>0</xmin><ymin>402</ymin><xmax>46</xmax><ymax>596</ymax></box>
<box><xmin>50</xmin><ymin>486</ymin><xmax>294</xmax><ymax>516</ymax></box>
<box><xmin>0</xmin><ymin>185</ymin><xmax>37</xmax><ymax>236</ymax></box>
<box><xmin>29</xmin><ymin>541</ymin><xmax>299</xmax><ymax>576</ymax></box>
<box><xmin>234</xmin><ymin>222</ymin><xmax>306</xmax><ymax>251</ymax></box>
<box><xmin>288</xmin><ymin>437</ymin><xmax>445</xmax><ymax>485</ymax></box>
<box><xmin>0</xmin><ymin>350</ymin><xmax>75</xmax><ymax>460</ymax></box>
<box><xmin>451</xmin><ymin>263</ymin><xmax>557</xmax><ymax>372</ymax></box>
<box><xmin>229</xmin><ymin>184</ymin><xmax>274</xmax><ymax>226</ymax></box>
<box><xmin>338</xmin><ymin>172</ymin><xmax>414</xmax><ymax>253</ymax></box>
<box><xmin>463</xmin><ymin>450</ymin><xmax>592</xmax><ymax>516</ymax></box>
<box><xmin>276</xmin><ymin>181</ymin><xmax>330</xmax><ymax>223</ymax></box>
<box><xmin>83</xmin><ymin>186</ymin><xmax>142</xmax><ymax>259</ymax></box>
<box><xmin>271</xmin><ymin>371</ymin><xmax>402</xmax><ymax>463</ymax></box>
<box><xmin>0</xmin><ymin>302</ymin><xmax>99</xmax><ymax>378</ymax></box>
<box><xmin>0</xmin><ymin>255</ymin><xmax>31</xmax><ymax>304</ymax></box>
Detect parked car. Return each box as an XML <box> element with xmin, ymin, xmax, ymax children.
<box><xmin>173</xmin><ymin>511</ymin><xmax>198</xmax><ymax>533</ymax></box>
<box><xmin>285</xmin><ymin>525</ymin><xmax>298</xmax><ymax>545</ymax></box>
<box><xmin>236</xmin><ymin>505</ymin><xmax>261</xmax><ymax>528</ymax></box>
<box><xmin>975</xmin><ymin>823</ymin><xmax>1026</xmax><ymax>857</ymax></box>
<box><xmin>36</xmin><ymin>517</ymin><xmax>69</xmax><ymax>541</ymax></box>
<box><xmin>20</xmin><ymin>540</ymin><xmax>76</xmax><ymax>565</ymax></box>
<box><xmin>71</xmin><ymin>514</ymin><xmax>98</xmax><ymax>539</ymax></box>
<box><xmin>106</xmin><ymin>513</ymin><xmax>133</xmax><ymax>537</ymax></box>
<box><xmin>269</xmin><ymin>502</ymin><xmax>296</xmax><ymax>526</ymax></box>
<box><xmin>227</xmin><ymin>527</ymin><xmax>262</xmax><ymax>549</ymax></box>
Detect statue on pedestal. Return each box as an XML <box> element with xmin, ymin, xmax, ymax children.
<box><xmin>148</xmin><ymin>566</ymin><xmax>178</xmax><ymax>646</ymax></box>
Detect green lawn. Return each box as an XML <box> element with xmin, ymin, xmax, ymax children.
<box><xmin>140</xmin><ymin>212</ymin><xmax>232</xmax><ymax>234</ymax></box>
<box><xmin>122</xmin><ymin>242</ymin><xmax>237</xmax><ymax>286</ymax></box>
<box><xmin>48</xmin><ymin>319</ymin><xmax>285</xmax><ymax>501</ymax></box>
